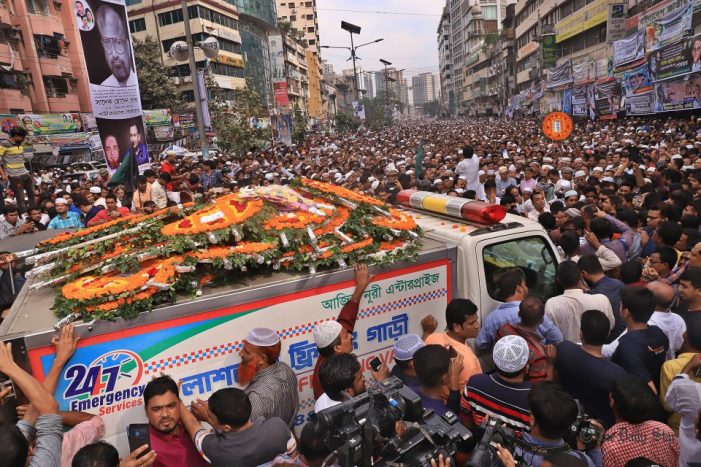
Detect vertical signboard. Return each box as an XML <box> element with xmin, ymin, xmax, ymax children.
<box><xmin>542</xmin><ymin>33</ymin><xmax>558</xmax><ymax>69</ymax></box>
<box><xmin>607</xmin><ymin>3</ymin><xmax>628</xmax><ymax>43</ymax></box>
<box><xmin>74</xmin><ymin>0</ymin><xmax>150</xmax><ymax>188</ymax></box>
<box><xmin>269</xmin><ymin>34</ymin><xmax>289</xmax><ymax>106</ymax></box>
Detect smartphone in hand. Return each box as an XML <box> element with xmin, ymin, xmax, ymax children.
<box><xmin>127</xmin><ymin>424</ymin><xmax>151</xmax><ymax>458</ymax></box>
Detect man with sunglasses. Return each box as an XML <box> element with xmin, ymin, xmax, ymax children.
<box><xmin>96</xmin><ymin>5</ymin><xmax>136</xmax><ymax>87</ymax></box>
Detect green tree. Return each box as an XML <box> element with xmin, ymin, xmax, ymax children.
<box><xmin>422</xmin><ymin>100</ymin><xmax>441</xmax><ymax>117</ymax></box>
<box><xmin>334</xmin><ymin>112</ymin><xmax>361</xmax><ymax>132</ymax></box>
<box><xmin>209</xmin><ymin>78</ymin><xmax>268</xmax><ymax>154</ymax></box>
<box><xmin>133</xmin><ymin>35</ymin><xmax>182</xmax><ymax>112</ymax></box>
<box><xmin>292</xmin><ymin>103</ymin><xmax>306</xmax><ymax>145</ymax></box>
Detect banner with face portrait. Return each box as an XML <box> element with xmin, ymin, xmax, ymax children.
<box><xmin>624</xmin><ymin>92</ymin><xmax>656</xmax><ymax>115</ymax></box>
<box><xmin>652</xmin><ymin>33</ymin><xmax>701</xmax><ymax>81</ymax></box>
<box><xmin>654</xmin><ymin>73</ymin><xmax>701</xmax><ymax>112</ymax></box>
<box><xmin>593</xmin><ymin>79</ymin><xmax>622</xmax><ymax>120</ymax></box>
<box><xmin>74</xmin><ymin>0</ymin><xmax>150</xmax><ymax>187</ymax></box>
<box><xmin>623</xmin><ymin>61</ymin><xmax>654</xmax><ymax>96</ymax></box>
<box><xmin>571</xmin><ymin>86</ymin><xmax>589</xmax><ymax>116</ymax></box>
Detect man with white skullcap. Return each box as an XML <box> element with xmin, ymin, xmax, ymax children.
<box><xmin>460</xmin><ymin>335</ymin><xmax>533</xmax><ymax>432</ymax></box>
<box><xmin>238</xmin><ymin>327</ymin><xmax>298</xmax><ymax>427</ymax></box>
<box><xmin>390</xmin><ymin>334</ymin><xmax>424</xmax><ymax>393</ymax></box>
<box><xmin>311</xmin><ymin>263</ymin><xmax>372</xmax><ymax>399</ymax></box>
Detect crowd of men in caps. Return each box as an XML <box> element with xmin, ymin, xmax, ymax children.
<box><xmin>0</xmin><ymin>114</ymin><xmax>700</xmax><ymax>466</ymax></box>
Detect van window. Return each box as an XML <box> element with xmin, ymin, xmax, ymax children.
<box><xmin>482</xmin><ymin>236</ymin><xmax>559</xmax><ymax>302</ymax></box>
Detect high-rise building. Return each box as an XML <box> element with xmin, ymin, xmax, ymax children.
<box><xmin>276</xmin><ymin>0</ymin><xmax>320</xmax><ymax>57</ymax></box>
<box><xmin>126</xmin><ymin>0</ymin><xmax>246</xmax><ymax>103</ymax></box>
<box><xmin>412</xmin><ymin>73</ymin><xmax>440</xmax><ymax>106</ymax></box>
<box><xmin>0</xmin><ymin>0</ymin><xmax>92</xmax><ymax>113</ymax></box>
<box><xmin>437</xmin><ymin>5</ymin><xmax>453</xmax><ymax>116</ymax></box>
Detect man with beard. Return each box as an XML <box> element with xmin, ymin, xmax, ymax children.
<box><xmin>95</xmin><ymin>5</ymin><xmax>136</xmax><ymax>87</ymax></box>
<box><xmin>103</xmin><ymin>134</ymin><xmax>120</xmax><ymax>177</ymax></box>
<box><xmin>143</xmin><ymin>375</ymin><xmax>207</xmax><ymax>467</ymax></box>
<box><xmin>237</xmin><ymin>327</ymin><xmax>298</xmax><ymax>427</ymax></box>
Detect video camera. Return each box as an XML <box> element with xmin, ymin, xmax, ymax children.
<box><xmin>316</xmin><ymin>377</ymin><xmax>472</xmax><ymax>467</ymax></box>
<box><xmin>569</xmin><ymin>400</ymin><xmax>602</xmax><ymax>446</ymax></box>
<box><xmin>466</xmin><ymin>418</ymin><xmax>516</xmax><ymax>467</ymax></box>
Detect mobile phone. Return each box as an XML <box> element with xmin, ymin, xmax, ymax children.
<box><xmin>127</xmin><ymin>424</ymin><xmax>151</xmax><ymax>458</ymax></box>
<box><xmin>369</xmin><ymin>356</ymin><xmax>382</xmax><ymax>372</ymax></box>
<box><xmin>447</xmin><ymin>346</ymin><xmax>458</xmax><ymax>358</ymax></box>
<box><xmin>0</xmin><ymin>379</ymin><xmax>16</xmax><ymax>400</ymax></box>
<box><xmin>695</xmin><ymin>367</ymin><xmax>701</xmax><ymax>379</ymax></box>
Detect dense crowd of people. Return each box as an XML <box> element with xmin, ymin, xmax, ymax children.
<box><xmin>0</xmin><ymin>114</ymin><xmax>700</xmax><ymax>466</ymax></box>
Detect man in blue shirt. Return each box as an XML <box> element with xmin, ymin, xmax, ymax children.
<box><xmin>578</xmin><ymin>255</ymin><xmax>626</xmax><ymax>341</ymax></box>
<box><xmin>47</xmin><ymin>198</ymin><xmax>82</xmax><ymax>229</ymax></box>
<box><xmin>476</xmin><ymin>268</ymin><xmax>562</xmax><ymax>356</ymax></box>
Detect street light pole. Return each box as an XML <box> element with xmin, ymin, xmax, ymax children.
<box><xmin>181</xmin><ymin>0</ymin><xmax>208</xmax><ymax>160</ymax></box>
<box><xmin>380</xmin><ymin>59</ymin><xmax>392</xmax><ymax>118</ymax></box>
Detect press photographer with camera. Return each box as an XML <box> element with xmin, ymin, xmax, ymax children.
<box><xmin>512</xmin><ymin>382</ymin><xmax>604</xmax><ymax>467</ymax></box>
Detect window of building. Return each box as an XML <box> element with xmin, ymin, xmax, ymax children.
<box><xmin>482</xmin><ymin>5</ymin><xmax>497</xmax><ymax>20</ymax></box>
<box><xmin>308</xmin><ymin>39</ymin><xmax>315</xmax><ymax>45</ymax></box>
<box><xmin>34</xmin><ymin>34</ymin><xmax>63</xmax><ymax>58</ymax></box>
<box><xmin>305</xmin><ymin>1</ymin><xmax>312</xmax><ymax>7</ymax></box>
<box><xmin>306</xmin><ymin>14</ymin><xmax>313</xmax><ymax>20</ymax></box>
<box><xmin>307</xmin><ymin>27</ymin><xmax>314</xmax><ymax>33</ymax></box>
<box><xmin>288</xmin><ymin>2</ymin><xmax>295</xmax><ymax>7</ymax></box>
<box><xmin>129</xmin><ymin>18</ymin><xmax>146</xmax><ymax>33</ymax></box>
<box><xmin>126</xmin><ymin>0</ymin><xmax>142</xmax><ymax>5</ymax></box>
<box><xmin>290</xmin><ymin>15</ymin><xmax>296</xmax><ymax>21</ymax></box>
<box><xmin>25</xmin><ymin>0</ymin><xmax>49</xmax><ymax>15</ymax></box>
<box><xmin>210</xmin><ymin>61</ymin><xmax>245</xmax><ymax>78</ymax></box>
<box><xmin>0</xmin><ymin>71</ymin><xmax>20</xmax><ymax>90</ymax></box>
<box><xmin>43</xmin><ymin>77</ymin><xmax>69</xmax><ymax>97</ymax></box>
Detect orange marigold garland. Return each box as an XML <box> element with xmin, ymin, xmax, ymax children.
<box><xmin>372</xmin><ymin>209</ymin><xmax>417</xmax><ymax>230</ymax></box>
<box><xmin>297</xmin><ymin>178</ymin><xmax>386</xmax><ymax>207</ymax></box>
<box><xmin>161</xmin><ymin>197</ymin><xmax>264</xmax><ymax>236</ymax></box>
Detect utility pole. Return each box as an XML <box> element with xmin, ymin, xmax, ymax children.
<box><xmin>181</xmin><ymin>0</ymin><xmax>208</xmax><ymax>160</ymax></box>
<box><xmin>380</xmin><ymin>59</ymin><xmax>392</xmax><ymax>118</ymax></box>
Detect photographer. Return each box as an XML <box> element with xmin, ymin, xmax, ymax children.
<box><xmin>512</xmin><ymin>382</ymin><xmax>603</xmax><ymax>467</ymax></box>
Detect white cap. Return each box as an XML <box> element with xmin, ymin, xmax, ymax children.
<box><xmin>89</xmin><ymin>186</ymin><xmax>101</xmax><ymax>194</ymax></box>
<box><xmin>493</xmin><ymin>335</ymin><xmax>529</xmax><ymax>373</ymax></box>
<box><xmin>313</xmin><ymin>321</ymin><xmax>343</xmax><ymax>348</ymax></box>
<box><xmin>574</xmin><ymin>170</ymin><xmax>586</xmax><ymax>178</ymax></box>
<box><xmin>244</xmin><ymin>327</ymin><xmax>280</xmax><ymax>347</ymax></box>
<box><xmin>55</xmin><ymin>198</ymin><xmax>68</xmax><ymax>205</ymax></box>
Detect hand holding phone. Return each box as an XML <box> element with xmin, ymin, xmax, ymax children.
<box><xmin>127</xmin><ymin>424</ymin><xmax>151</xmax><ymax>459</ymax></box>
<box><xmin>369</xmin><ymin>356</ymin><xmax>382</xmax><ymax>372</ymax></box>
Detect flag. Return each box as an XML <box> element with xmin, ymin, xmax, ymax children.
<box><xmin>415</xmin><ymin>141</ymin><xmax>424</xmax><ymax>180</ymax></box>
<box><xmin>108</xmin><ymin>151</ymin><xmax>138</xmax><ymax>192</ymax></box>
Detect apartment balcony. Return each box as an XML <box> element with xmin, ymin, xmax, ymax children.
<box><xmin>38</xmin><ymin>54</ymin><xmax>74</xmax><ymax>78</ymax></box>
<box><xmin>0</xmin><ymin>88</ymin><xmax>31</xmax><ymax>113</ymax></box>
<box><xmin>47</xmin><ymin>93</ymin><xmax>81</xmax><ymax>113</ymax></box>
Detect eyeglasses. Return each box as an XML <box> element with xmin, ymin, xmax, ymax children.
<box><xmin>101</xmin><ymin>37</ymin><xmax>127</xmax><ymax>53</ymax></box>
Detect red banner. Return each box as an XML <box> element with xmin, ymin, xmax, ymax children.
<box><xmin>274</xmin><ymin>82</ymin><xmax>289</xmax><ymax>106</ymax></box>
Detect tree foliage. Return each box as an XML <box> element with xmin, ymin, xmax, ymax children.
<box><xmin>422</xmin><ymin>100</ymin><xmax>441</xmax><ymax>117</ymax></box>
<box><xmin>209</xmin><ymin>78</ymin><xmax>268</xmax><ymax>154</ymax></box>
<box><xmin>334</xmin><ymin>112</ymin><xmax>361</xmax><ymax>132</ymax></box>
<box><xmin>133</xmin><ymin>35</ymin><xmax>182</xmax><ymax>112</ymax></box>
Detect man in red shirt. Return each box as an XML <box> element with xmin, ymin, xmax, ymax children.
<box><xmin>143</xmin><ymin>375</ymin><xmax>208</xmax><ymax>467</ymax></box>
<box><xmin>311</xmin><ymin>263</ymin><xmax>372</xmax><ymax>399</ymax></box>
<box><xmin>87</xmin><ymin>193</ymin><xmax>131</xmax><ymax>226</ymax></box>
<box><xmin>160</xmin><ymin>151</ymin><xmax>178</xmax><ymax>191</ymax></box>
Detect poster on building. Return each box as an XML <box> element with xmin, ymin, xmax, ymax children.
<box><xmin>623</xmin><ymin>62</ymin><xmax>654</xmax><ymax>95</ymax></box>
<box><xmin>273</xmin><ymin>82</ymin><xmax>290</xmax><ymax>106</ymax></box>
<box><xmin>624</xmin><ymin>92</ymin><xmax>656</xmax><ymax>114</ymax></box>
<box><xmin>572</xmin><ymin>86</ymin><xmax>589</xmax><ymax>116</ymax></box>
<box><xmin>607</xmin><ymin>3</ymin><xmax>628</xmax><ymax>43</ymax></box>
<box><xmin>75</xmin><ymin>0</ymin><xmax>150</xmax><ymax>184</ymax></box>
<box><xmin>80</xmin><ymin>113</ymin><xmax>98</xmax><ymax>131</ymax></box>
<box><xmin>277</xmin><ymin>114</ymin><xmax>293</xmax><ymax>146</ymax></box>
<box><xmin>352</xmin><ymin>101</ymin><xmax>366</xmax><ymax>120</ymax></box>
<box><xmin>642</xmin><ymin>2</ymin><xmax>693</xmax><ymax>53</ymax></box>
<box><xmin>652</xmin><ymin>33</ymin><xmax>701</xmax><ymax>81</ymax></box>
<box><xmin>593</xmin><ymin>79</ymin><xmax>622</xmax><ymax>119</ymax></box>
<box><xmin>596</xmin><ymin>58</ymin><xmax>613</xmax><ymax>79</ymax></box>
<box><xmin>143</xmin><ymin>109</ymin><xmax>171</xmax><ymax>127</ymax></box>
<box><xmin>562</xmin><ymin>88</ymin><xmax>573</xmax><ymax>114</ymax></box>
<box><xmin>613</xmin><ymin>32</ymin><xmax>645</xmax><ymax>68</ymax></box>
<box><xmin>654</xmin><ymin>74</ymin><xmax>701</xmax><ymax>111</ymax></box>
<box><xmin>547</xmin><ymin>61</ymin><xmax>573</xmax><ymax>88</ymax></box>
<box><xmin>573</xmin><ymin>59</ymin><xmax>596</xmax><ymax>85</ymax></box>
<box><xmin>269</xmin><ymin>35</ymin><xmax>285</xmax><ymax>82</ymax></box>
<box><xmin>542</xmin><ymin>34</ymin><xmax>558</xmax><ymax>69</ymax></box>
<box><xmin>555</xmin><ymin>0</ymin><xmax>610</xmax><ymax>43</ymax></box>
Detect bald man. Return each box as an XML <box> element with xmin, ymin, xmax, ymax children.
<box><xmin>96</xmin><ymin>5</ymin><xmax>136</xmax><ymax>86</ymax></box>
<box><xmin>603</xmin><ymin>281</ymin><xmax>686</xmax><ymax>360</ymax></box>
<box><xmin>646</xmin><ymin>280</ymin><xmax>686</xmax><ymax>360</ymax></box>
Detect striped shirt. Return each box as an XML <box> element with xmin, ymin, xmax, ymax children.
<box><xmin>47</xmin><ymin>212</ymin><xmax>82</xmax><ymax>229</ymax></box>
<box><xmin>245</xmin><ymin>361</ymin><xmax>299</xmax><ymax>427</ymax></box>
<box><xmin>0</xmin><ymin>144</ymin><xmax>28</xmax><ymax>177</ymax></box>
<box><xmin>0</xmin><ymin>218</ymin><xmax>25</xmax><ymax>240</ymax></box>
<box><xmin>459</xmin><ymin>373</ymin><xmax>532</xmax><ymax>432</ymax></box>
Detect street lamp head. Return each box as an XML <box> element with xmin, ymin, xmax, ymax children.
<box><xmin>374</xmin><ymin>38</ymin><xmax>384</xmax><ymax>43</ymax></box>
<box><xmin>341</xmin><ymin>21</ymin><xmax>361</xmax><ymax>34</ymax></box>
<box><xmin>380</xmin><ymin>59</ymin><xmax>392</xmax><ymax>65</ymax></box>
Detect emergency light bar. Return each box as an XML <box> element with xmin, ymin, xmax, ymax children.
<box><xmin>396</xmin><ymin>190</ymin><xmax>507</xmax><ymax>225</ymax></box>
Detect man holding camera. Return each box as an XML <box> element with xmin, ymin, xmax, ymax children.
<box><xmin>511</xmin><ymin>382</ymin><xmax>604</xmax><ymax>467</ymax></box>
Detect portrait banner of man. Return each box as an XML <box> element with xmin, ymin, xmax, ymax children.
<box><xmin>75</xmin><ymin>0</ymin><xmax>149</xmax><ymax>187</ymax></box>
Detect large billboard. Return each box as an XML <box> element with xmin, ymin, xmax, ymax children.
<box><xmin>74</xmin><ymin>0</ymin><xmax>150</xmax><ymax>187</ymax></box>
<box><xmin>269</xmin><ymin>34</ymin><xmax>289</xmax><ymax>106</ymax></box>
<box><xmin>555</xmin><ymin>0</ymin><xmax>610</xmax><ymax>43</ymax></box>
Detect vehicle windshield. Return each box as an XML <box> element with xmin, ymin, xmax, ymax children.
<box><xmin>482</xmin><ymin>236</ymin><xmax>559</xmax><ymax>302</ymax></box>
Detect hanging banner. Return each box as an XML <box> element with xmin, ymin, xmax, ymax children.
<box><xmin>593</xmin><ymin>79</ymin><xmax>623</xmax><ymax>120</ymax></box>
<box><xmin>76</xmin><ymin>0</ymin><xmax>150</xmax><ymax>187</ymax></box>
<box><xmin>80</xmin><ymin>113</ymin><xmax>98</xmax><ymax>131</ymax></box>
<box><xmin>573</xmin><ymin>59</ymin><xmax>596</xmax><ymax>85</ymax></box>
<box><xmin>624</xmin><ymin>92</ymin><xmax>656</xmax><ymax>114</ymax></box>
<box><xmin>596</xmin><ymin>58</ymin><xmax>613</xmax><ymax>79</ymax></box>
<box><xmin>143</xmin><ymin>109</ymin><xmax>171</xmax><ymax>127</ymax></box>
<box><xmin>642</xmin><ymin>2</ymin><xmax>693</xmax><ymax>53</ymax></box>
<box><xmin>654</xmin><ymin>74</ymin><xmax>701</xmax><ymax>111</ymax></box>
<box><xmin>352</xmin><ymin>101</ymin><xmax>366</xmax><ymax>120</ymax></box>
<box><xmin>572</xmin><ymin>86</ymin><xmax>589</xmax><ymax>116</ymax></box>
<box><xmin>607</xmin><ymin>3</ymin><xmax>628</xmax><ymax>43</ymax></box>
<box><xmin>563</xmin><ymin>88</ymin><xmax>573</xmax><ymax>114</ymax></box>
<box><xmin>269</xmin><ymin>35</ymin><xmax>286</xmax><ymax>83</ymax></box>
<box><xmin>623</xmin><ymin>62</ymin><xmax>654</xmax><ymax>95</ymax></box>
<box><xmin>613</xmin><ymin>32</ymin><xmax>645</xmax><ymax>68</ymax></box>
<box><xmin>653</xmin><ymin>33</ymin><xmax>701</xmax><ymax>81</ymax></box>
<box><xmin>547</xmin><ymin>61</ymin><xmax>573</xmax><ymax>88</ymax></box>
<box><xmin>16</xmin><ymin>113</ymin><xmax>80</xmax><ymax>135</ymax></box>
<box><xmin>277</xmin><ymin>114</ymin><xmax>292</xmax><ymax>146</ymax></box>
<box><xmin>273</xmin><ymin>82</ymin><xmax>290</xmax><ymax>106</ymax></box>
<box><xmin>542</xmin><ymin>34</ymin><xmax>557</xmax><ymax>69</ymax></box>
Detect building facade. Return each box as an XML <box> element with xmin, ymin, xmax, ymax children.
<box><xmin>412</xmin><ymin>72</ymin><xmax>440</xmax><ymax>106</ymax></box>
<box><xmin>126</xmin><ymin>0</ymin><xmax>246</xmax><ymax>104</ymax></box>
<box><xmin>437</xmin><ymin>6</ymin><xmax>453</xmax><ymax>115</ymax></box>
<box><xmin>0</xmin><ymin>0</ymin><xmax>92</xmax><ymax>113</ymax></box>
<box><xmin>276</xmin><ymin>0</ymin><xmax>320</xmax><ymax>57</ymax></box>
